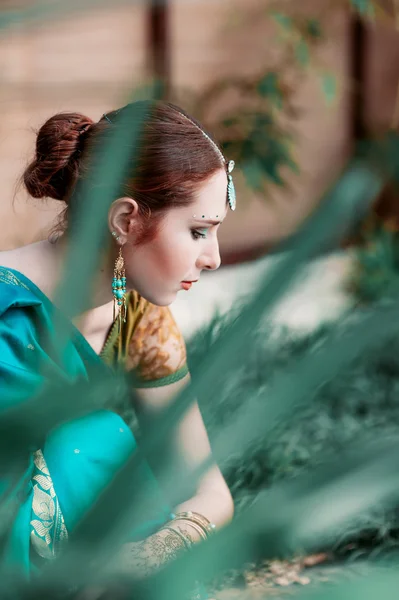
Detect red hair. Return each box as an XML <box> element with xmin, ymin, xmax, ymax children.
<box><xmin>22</xmin><ymin>101</ymin><xmax>226</xmax><ymax>242</ymax></box>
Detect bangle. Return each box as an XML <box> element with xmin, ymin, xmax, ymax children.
<box><xmin>171</xmin><ymin>511</ymin><xmax>216</xmax><ymax>539</ymax></box>
<box><xmin>174</xmin><ymin>511</ymin><xmax>215</xmax><ymax>531</ymax></box>
<box><xmin>172</xmin><ymin>518</ymin><xmax>208</xmax><ymax>542</ymax></box>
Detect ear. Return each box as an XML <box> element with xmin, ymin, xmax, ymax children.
<box><xmin>108</xmin><ymin>197</ymin><xmax>139</xmax><ymax>243</ymax></box>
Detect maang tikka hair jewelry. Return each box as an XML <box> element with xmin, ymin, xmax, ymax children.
<box><xmin>111</xmin><ymin>232</ymin><xmax>127</xmax><ymax>329</ymax></box>
<box><xmin>226</xmin><ymin>159</ymin><xmax>236</xmax><ymax>211</ymax></box>
<box><xmin>189</xmin><ymin>122</ymin><xmax>237</xmax><ymax>211</ymax></box>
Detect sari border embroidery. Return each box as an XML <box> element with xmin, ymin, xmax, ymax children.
<box><xmin>30</xmin><ymin>449</ymin><xmax>68</xmax><ymax>560</ymax></box>
<box><xmin>0</xmin><ymin>267</ymin><xmax>30</xmax><ymax>291</ymax></box>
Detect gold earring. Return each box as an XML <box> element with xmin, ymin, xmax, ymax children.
<box><xmin>112</xmin><ymin>246</ymin><xmax>127</xmax><ymax>329</ymax></box>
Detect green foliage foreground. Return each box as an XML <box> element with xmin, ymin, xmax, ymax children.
<box><xmin>2</xmin><ymin>74</ymin><xmax>399</xmax><ymax>600</ymax></box>
<box><xmin>2</xmin><ymin>129</ymin><xmax>399</xmax><ymax>600</ymax></box>
<box><xmin>192</xmin><ymin>314</ymin><xmax>399</xmax><ymax>555</ymax></box>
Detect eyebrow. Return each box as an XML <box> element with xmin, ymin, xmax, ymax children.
<box><xmin>192</xmin><ymin>219</ymin><xmax>222</xmax><ymax>226</ymax></box>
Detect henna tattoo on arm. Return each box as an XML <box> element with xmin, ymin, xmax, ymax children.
<box><xmin>111</xmin><ymin>528</ymin><xmax>187</xmax><ymax>579</ymax></box>
<box><xmin>175</xmin><ymin>523</ymin><xmax>195</xmax><ymax>546</ymax></box>
<box><xmin>109</xmin><ymin>519</ymin><xmax>207</xmax><ymax>585</ymax></box>
<box><xmin>109</xmin><ymin>525</ymin><xmax>210</xmax><ymax>599</ymax></box>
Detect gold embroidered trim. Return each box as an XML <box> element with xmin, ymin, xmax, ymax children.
<box><xmin>30</xmin><ymin>450</ymin><xmax>68</xmax><ymax>560</ymax></box>
<box><xmin>0</xmin><ymin>267</ymin><xmax>30</xmax><ymax>291</ymax></box>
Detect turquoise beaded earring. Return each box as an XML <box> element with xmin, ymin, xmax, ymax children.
<box><xmin>111</xmin><ymin>234</ymin><xmax>127</xmax><ymax>329</ymax></box>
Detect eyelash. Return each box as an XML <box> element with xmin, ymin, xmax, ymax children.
<box><xmin>191</xmin><ymin>229</ymin><xmax>208</xmax><ymax>240</ymax></box>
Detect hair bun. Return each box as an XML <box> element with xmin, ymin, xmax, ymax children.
<box><xmin>23</xmin><ymin>112</ymin><xmax>94</xmax><ymax>201</ymax></box>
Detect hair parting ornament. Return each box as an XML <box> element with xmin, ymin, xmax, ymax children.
<box><xmin>196</xmin><ymin>127</ymin><xmax>237</xmax><ymax>212</ymax></box>
<box><xmin>102</xmin><ymin>107</ymin><xmax>237</xmax><ymax>211</ymax></box>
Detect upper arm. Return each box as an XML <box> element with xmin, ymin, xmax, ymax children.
<box><xmin>134</xmin><ymin>373</ymin><xmax>215</xmax><ymax>481</ymax></box>
<box><xmin>125</xmin><ymin>301</ymin><xmax>228</xmax><ymax>497</ymax></box>
<box><xmin>135</xmin><ymin>375</ymin><xmax>232</xmax><ymax>506</ymax></box>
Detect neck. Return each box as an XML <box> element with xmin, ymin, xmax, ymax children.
<box><xmin>49</xmin><ymin>235</ymin><xmax>117</xmax><ymax>339</ymax></box>
<box><xmin>36</xmin><ymin>236</ymin><xmax>115</xmax><ymax>319</ymax></box>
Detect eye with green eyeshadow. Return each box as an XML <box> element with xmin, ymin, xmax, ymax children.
<box><xmin>191</xmin><ymin>228</ymin><xmax>208</xmax><ymax>240</ymax></box>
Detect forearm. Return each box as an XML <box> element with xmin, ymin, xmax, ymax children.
<box><xmin>109</xmin><ymin>489</ymin><xmax>233</xmax><ymax>580</ymax></box>
<box><xmin>110</xmin><ymin>526</ymin><xmax>193</xmax><ymax>579</ymax></box>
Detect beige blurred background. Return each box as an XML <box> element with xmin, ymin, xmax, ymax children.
<box><xmin>0</xmin><ymin>0</ymin><xmax>396</xmax><ymax>258</ymax></box>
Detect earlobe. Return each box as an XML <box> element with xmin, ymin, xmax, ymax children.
<box><xmin>108</xmin><ymin>196</ymin><xmax>139</xmax><ymax>240</ymax></box>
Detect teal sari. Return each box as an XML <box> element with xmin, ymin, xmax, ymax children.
<box><xmin>0</xmin><ymin>267</ymin><xmax>176</xmax><ymax>578</ymax></box>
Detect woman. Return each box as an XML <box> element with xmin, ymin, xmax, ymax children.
<box><xmin>0</xmin><ymin>101</ymin><xmax>234</xmax><ymax>587</ymax></box>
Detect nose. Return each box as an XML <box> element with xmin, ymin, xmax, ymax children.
<box><xmin>197</xmin><ymin>238</ymin><xmax>221</xmax><ymax>272</ymax></box>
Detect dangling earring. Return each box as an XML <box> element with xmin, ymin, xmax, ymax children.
<box><xmin>112</xmin><ymin>243</ymin><xmax>127</xmax><ymax>330</ymax></box>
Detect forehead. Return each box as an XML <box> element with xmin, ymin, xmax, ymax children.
<box><xmin>190</xmin><ymin>169</ymin><xmax>228</xmax><ymax>218</ymax></box>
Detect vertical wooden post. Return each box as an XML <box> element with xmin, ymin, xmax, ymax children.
<box><xmin>147</xmin><ymin>0</ymin><xmax>171</xmax><ymax>99</ymax></box>
<box><xmin>350</xmin><ymin>14</ymin><xmax>367</xmax><ymax>142</ymax></box>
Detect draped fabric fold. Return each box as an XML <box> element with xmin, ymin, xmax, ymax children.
<box><xmin>0</xmin><ymin>267</ymin><xmax>180</xmax><ymax>577</ymax></box>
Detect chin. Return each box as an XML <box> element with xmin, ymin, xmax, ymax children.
<box><xmin>136</xmin><ymin>288</ymin><xmax>177</xmax><ymax>307</ymax></box>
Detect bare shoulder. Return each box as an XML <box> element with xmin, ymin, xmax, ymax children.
<box><xmin>0</xmin><ymin>246</ymin><xmax>29</xmax><ymax>269</ymax></box>
<box><xmin>0</xmin><ymin>241</ymin><xmax>52</xmax><ymax>287</ymax></box>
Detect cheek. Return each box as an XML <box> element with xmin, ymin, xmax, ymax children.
<box><xmin>127</xmin><ymin>238</ymin><xmax>179</xmax><ymax>280</ymax></box>
<box><xmin>124</xmin><ymin>230</ymin><xmax>198</xmax><ymax>287</ymax></box>
<box><xmin>156</xmin><ymin>236</ymin><xmax>195</xmax><ymax>275</ymax></box>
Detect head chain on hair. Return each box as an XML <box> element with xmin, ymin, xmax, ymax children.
<box><xmin>73</xmin><ymin>123</ymin><xmax>92</xmax><ymax>158</ymax></box>
<box><xmin>79</xmin><ymin>123</ymin><xmax>92</xmax><ymax>137</ymax></box>
<box><xmin>101</xmin><ymin>107</ymin><xmax>237</xmax><ymax>211</ymax></box>
<box><xmin>169</xmin><ymin>110</ymin><xmax>236</xmax><ymax>212</ymax></box>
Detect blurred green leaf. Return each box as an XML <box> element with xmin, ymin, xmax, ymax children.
<box><xmin>140</xmin><ymin>436</ymin><xmax>399</xmax><ymax>600</ymax></box>
<box><xmin>295</xmin><ymin>39</ymin><xmax>310</xmax><ymax>67</ymax></box>
<box><xmin>260</xmin><ymin>156</ymin><xmax>285</xmax><ymax>185</ymax></box>
<box><xmin>320</xmin><ymin>72</ymin><xmax>338</xmax><ymax>106</ymax></box>
<box><xmin>257</xmin><ymin>73</ymin><xmax>283</xmax><ymax>108</ymax></box>
<box><xmin>242</xmin><ymin>160</ymin><xmax>265</xmax><ymax>191</ymax></box>
<box><xmin>306</xmin><ymin>18</ymin><xmax>323</xmax><ymax>40</ymax></box>
<box><xmin>270</xmin><ymin>11</ymin><xmax>294</xmax><ymax>31</ymax></box>
<box><xmin>350</xmin><ymin>0</ymin><xmax>376</xmax><ymax>17</ymax></box>
<box><xmin>351</xmin><ymin>225</ymin><xmax>399</xmax><ymax>303</ymax></box>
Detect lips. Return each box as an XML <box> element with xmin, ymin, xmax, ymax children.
<box><xmin>181</xmin><ymin>279</ymin><xmax>198</xmax><ymax>291</ymax></box>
